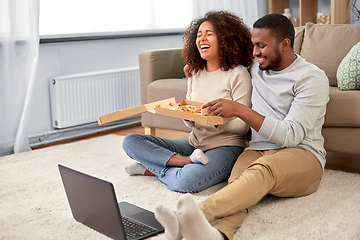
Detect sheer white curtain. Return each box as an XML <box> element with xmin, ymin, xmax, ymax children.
<box><xmin>0</xmin><ymin>0</ymin><xmax>39</xmax><ymax>155</ymax></box>
<box><xmin>193</xmin><ymin>0</ymin><xmax>265</xmax><ymax>29</ymax></box>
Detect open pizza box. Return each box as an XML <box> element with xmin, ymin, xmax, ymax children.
<box><xmin>97</xmin><ymin>97</ymin><xmax>234</xmax><ymax>126</ymax></box>
<box><xmin>154</xmin><ymin>99</ymin><xmax>235</xmax><ymax>125</ymax></box>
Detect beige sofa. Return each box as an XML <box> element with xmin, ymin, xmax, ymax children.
<box><xmin>139</xmin><ymin>23</ymin><xmax>360</xmax><ymax>162</ymax></box>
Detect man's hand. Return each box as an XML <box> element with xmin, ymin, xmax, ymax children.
<box><xmin>202</xmin><ymin>99</ymin><xmax>240</xmax><ymax>118</ymax></box>
<box><xmin>183</xmin><ymin>64</ymin><xmax>197</xmax><ymax>79</ymax></box>
<box><xmin>202</xmin><ymin>99</ymin><xmax>265</xmax><ymax>132</ymax></box>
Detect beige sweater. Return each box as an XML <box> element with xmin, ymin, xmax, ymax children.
<box><xmin>185</xmin><ymin>65</ymin><xmax>252</xmax><ymax>150</ymax></box>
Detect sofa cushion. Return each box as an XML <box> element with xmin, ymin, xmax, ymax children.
<box><xmin>300</xmin><ymin>23</ymin><xmax>360</xmax><ymax>87</ymax></box>
<box><xmin>322</xmin><ymin>127</ymin><xmax>360</xmax><ymax>154</ymax></box>
<box><xmin>294</xmin><ymin>26</ymin><xmax>305</xmax><ymax>55</ymax></box>
<box><xmin>147</xmin><ymin>78</ymin><xmax>187</xmax><ymax>103</ymax></box>
<box><xmin>337</xmin><ymin>41</ymin><xmax>360</xmax><ymax>90</ymax></box>
<box><xmin>324</xmin><ymin>86</ymin><xmax>360</xmax><ymax>127</ymax></box>
<box><xmin>139</xmin><ymin>48</ymin><xmax>185</xmax><ymax>104</ymax></box>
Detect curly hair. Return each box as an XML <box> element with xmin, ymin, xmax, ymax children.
<box><xmin>182</xmin><ymin>11</ymin><xmax>254</xmax><ymax>72</ymax></box>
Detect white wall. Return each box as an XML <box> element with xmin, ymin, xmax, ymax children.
<box><xmin>3</xmin><ymin>2</ymin><xmax>269</xmax><ymax>155</ymax></box>
<box><xmin>26</xmin><ymin>34</ymin><xmax>184</xmax><ymax>148</ymax></box>
<box><xmin>24</xmin><ymin>2</ymin><xmax>269</xmax><ymax>151</ymax></box>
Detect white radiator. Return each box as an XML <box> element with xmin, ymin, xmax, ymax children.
<box><xmin>49</xmin><ymin>67</ymin><xmax>140</xmax><ymax>129</ymax></box>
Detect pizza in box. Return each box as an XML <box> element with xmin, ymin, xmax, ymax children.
<box><xmin>174</xmin><ymin>104</ymin><xmax>211</xmax><ymax>116</ymax></box>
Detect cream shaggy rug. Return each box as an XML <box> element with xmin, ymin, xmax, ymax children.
<box><xmin>0</xmin><ymin>134</ymin><xmax>359</xmax><ymax>240</ymax></box>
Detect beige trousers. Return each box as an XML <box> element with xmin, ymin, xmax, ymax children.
<box><xmin>199</xmin><ymin>147</ymin><xmax>323</xmax><ymax>240</ymax></box>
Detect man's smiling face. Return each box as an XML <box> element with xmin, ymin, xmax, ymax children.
<box><xmin>251</xmin><ymin>28</ymin><xmax>283</xmax><ymax>71</ymax></box>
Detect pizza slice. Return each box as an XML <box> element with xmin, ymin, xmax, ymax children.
<box><xmin>175</xmin><ymin>104</ymin><xmax>210</xmax><ymax>116</ymax></box>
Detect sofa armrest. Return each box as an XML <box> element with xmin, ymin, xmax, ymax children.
<box><xmin>139</xmin><ymin>48</ymin><xmax>185</xmax><ymax>104</ymax></box>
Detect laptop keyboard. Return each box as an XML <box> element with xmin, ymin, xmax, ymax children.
<box><xmin>122</xmin><ymin>215</ymin><xmax>157</xmax><ymax>239</ymax></box>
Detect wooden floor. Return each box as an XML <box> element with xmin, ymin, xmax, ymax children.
<box><xmin>34</xmin><ymin>123</ymin><xmax>360</xmax><ymax>174</ymax></box>
<box><xmin>111</xmin><ymin>123</ymin><xmax>190</xmax><ymax>140</ymax></box>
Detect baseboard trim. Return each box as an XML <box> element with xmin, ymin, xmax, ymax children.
<box><xmin>325</xmin><ymin>151</ymin><xmax>360</xmax><ymax>174</ymax></box>
<box><xmin>29</xmin><ymin>116</ymin><xmax>140</xmax><ymax>150</ymax></box>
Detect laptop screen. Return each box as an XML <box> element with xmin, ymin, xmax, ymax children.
<box><xmin>59</xmin><ymin>164</ymin><xmax>127</xmax><ymax>239</ymax></box>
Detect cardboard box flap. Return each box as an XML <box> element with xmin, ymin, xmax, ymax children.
<box><xmin>178</xmin><ymin>99</ymin><xmax>202</xmax><ymax>107</ymax></box>
<box><xmin>97</xmin><ymin>105</ymin><xmax>147</xmax><ymax>125</ymax></box>
<box><xmin>98</xmin><ymin>98</ymin><xmax>234</xmax><ymax>126</ymax></box>
<box><xmin>144</xmin><ymin>98</ymin><xmax>177</xmax><ymax>113</ymax></box>
<box><xmin>97</xmin><ymin>98</ymin><xmax>176</xmax><ymax>125</ymax></box>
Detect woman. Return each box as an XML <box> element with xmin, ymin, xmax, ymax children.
<box><xmin>122</xmin><ymin>11</ymin><xmax>253</xmax><ymax>193</ymax></box>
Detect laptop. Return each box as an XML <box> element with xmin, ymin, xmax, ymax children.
<box><xmin>58</xmin><ymin>164</ymin><xmax>164</xmax><ymax>240</ymax></box>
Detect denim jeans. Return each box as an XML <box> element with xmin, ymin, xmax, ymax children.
<box><xmin>122</xmin><ymin>134</ymin><xmax>243</xmax><ymax>193</ymax></box>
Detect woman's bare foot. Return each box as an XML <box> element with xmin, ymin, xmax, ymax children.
<box><xmin>166</xmin><ymin>155</ymin><xmax>192</xmax><ymax>167</ymax></box>
<box><xmin>144</xmin><ymin>169</ymin><xmax>155</xmax><ymax>176</ymax></box>
<box><xmin>166</xmin><ymin>149</ymin><xmax>209</xmax><ymax>167</ymax></box>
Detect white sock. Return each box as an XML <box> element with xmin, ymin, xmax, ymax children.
<box><xmin>190</xmin><ymin>149</ymin><xmax>209</xmax><ymax>165</ymax></box>
<box><xmin>176</xmin><ymin>194</ymin><xmax>225</xmax><ymax>240</ymax></box>
<box><xmin>154</xmin><ymin>205</ymin><xmax>182</xmax><ymax>240</ymax></box>
<box><xmin>124</xmin><ymin>163</ymin><xmax>146</xmax><ymax>175</ymax></box>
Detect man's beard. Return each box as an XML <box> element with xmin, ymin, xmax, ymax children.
<box><xmin>259</xmin><ymin>48</ymin><xmax>282</xmax><ymax>71</ymax></box>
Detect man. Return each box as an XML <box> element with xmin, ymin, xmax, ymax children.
<box><xmin>154</xmin><ymin>14</ymin><xmax>329</xmax><ymax>240</ymax></box>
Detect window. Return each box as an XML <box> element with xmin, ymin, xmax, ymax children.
<box><xmin>39</xmin><ymin>0</ymin><xmax>194</xmax><ymax>37</ymax></box>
